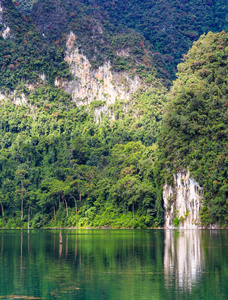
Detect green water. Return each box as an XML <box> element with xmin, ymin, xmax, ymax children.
<box><xmin>0</xmin><ymin>229</ymin><xmax>227</xmax><ymax>299</ymax></box>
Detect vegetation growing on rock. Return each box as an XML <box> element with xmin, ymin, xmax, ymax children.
<box><xmin>0</xmin><ymin>0</ymin><xmax>227</xmax><ymax>228</ymax></box>
<box><xmin>159</xmin><ymin>31</ymin><xmax>228</xmax><ymax>226</ymax></box>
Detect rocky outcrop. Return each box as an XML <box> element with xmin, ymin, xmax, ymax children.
<box><xmin>0</xmin><ymin>83</ymin><xmax>36</xmax><ymax>112</ymax></box>
<box><xmin>60</xmin><ymin>32</ymin><xmax>142</xmax><ymax>120</ymax></box>
<box><xmin>163</xmin><ymin>170</ymin><xmax>204</xmax><ymax>228</ymax></box>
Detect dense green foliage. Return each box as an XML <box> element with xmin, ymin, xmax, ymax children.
<box><xmin>159</xmin><ymin>31</ymin><xmax>228</xmax><ymax>226</ymax></box>
<box><xmin>0</xmin><ymin>80</ymin><xmax>166</xmax><ymax>228</ymax></box>
<box><xmin>13</xmin><ymin>0</ymin><xmax>37</xmax><ymax>14</ymax></box>
<box><xmin>0</xmin><ymin>1</ymin><xmax>227</xmax><ymax>228</ymax></box>
<box><xmin>18</xmin><ymin>0</ymin><xmax>228</xmax><ymax>80</ymax></box>
<box><xmin>26</xmin><ymin>0</ymin><xmax>164</xmax><ymax>83</ymax></box>
<box><xmin>0</xmin><ymin>0</ymin><xmax>72</xmax><ymax>91</ymax></box>
<box><xmin>0</xmin><ymin>0</ymin><xmax>167</xmax><ymax>228</ymax></box>
<box><xmin>91</xmin><ymin>0</ymin><xmax>228</xmax><ymax>77</ymax></box>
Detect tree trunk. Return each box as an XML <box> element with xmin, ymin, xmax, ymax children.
<box><xmin>21</xmin><ymin>180</ymin><xmax>24</xmax><ymax>220</ymax></box>
<box><xmin>79</xmin><ymin>191</ymin><xmax>81</xmax><ymax>202</ymax></box>
<box><xmin>62</xmin><ymin>196</ymin><xmax>68</xmax><ymax>217</ymax></box>
<box><xmin>69</xmin><ymin>193</ymin><xmax>77</xmax><ymax>215</ymax></box>
<box><xmin>28</xmin><ymin>206</ymin><xmax>30</xmax><ymax>229</ymax></box>
<box><xmin>133</xmin><ymin>201</ymin><xmax>135</xmax><ymax>217</ymax></box>
<box><xmin>65</xmin><ymin>200</ymin><xmax>68</xmax><ymax>217</ymax></box>
<box><xmin>1</xmin><ymin>203</ymin><xmax>5</xmax><ymax>223</ymax></box>
<box><xmin>1</xmin><ymin>202</ymin><xmax>4</xmax><ymax>217</ymax></box>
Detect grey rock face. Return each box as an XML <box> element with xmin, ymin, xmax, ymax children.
<box><xmin>163</xmin><ymin>170</ymin><xmax>204</xmax><ymax>228</ymax></box>
<box><xmin>58</xmin><ymin>32</ymin><xmax>142</xmax><ymax>120</ymax></box>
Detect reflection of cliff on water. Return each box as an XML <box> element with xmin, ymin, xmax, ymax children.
<box><xmin>0</xmin><ymin>230</ymin><xmax>227</xmax><ymax>299</ymax></box>
<box><xmin>164</xmin><ymin>230</ymin><xmax>204</xmax><ymax>291</ymax></box>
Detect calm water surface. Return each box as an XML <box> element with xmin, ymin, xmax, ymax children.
<box><xmin>0</xmin><ymin>229</ymin><xmax>227</xmax><ymax>299</ymax></box>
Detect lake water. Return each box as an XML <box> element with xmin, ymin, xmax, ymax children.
<box><xmin>0</xmin><ymin>229</ymin><xmax>227</xmax><ymax>299</ymax></box>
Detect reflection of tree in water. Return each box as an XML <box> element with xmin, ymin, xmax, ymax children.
<box><xmin>0</xmin><ymin>230</ymin><xmax>227</xmax><ymax>299</ymax></box>
<box><xmin>0</xmin><ymin>230</ymin><xmax>165</xmax><ymax>299</ymax></box>
<box><xmin>164</xmin><ymin>230</ymin><xmax>204</xmax><ymax>291</ymax></box>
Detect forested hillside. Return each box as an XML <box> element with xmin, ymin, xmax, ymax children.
<box><xmin>16</xmin><ymin>0</ymin><xmax>228</xmax><ymax>80</ymax></box>
<box><xmin>0</xmin><ymin>0</ymin><xmax>227</xmax><ymax>228</ymax></box>
<box><xmin>159</xmin><ymin>32</ymin><xmax>228</xmax><ymax>226</ymax></box>
<box><xmin>0</xmin><ymin>0</ymin><xmax>165</xmax><ymax>228</ymax></box>
<box><xmin>0</xmin><ymin>0</ymin><xmax>72</xmax><ymax>91</ymax></box>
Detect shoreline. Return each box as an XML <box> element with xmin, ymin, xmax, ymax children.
<box><xmin>0</xmin><ymin>226</ymin><xmax>227</xmax><ymax>230</ymax></box>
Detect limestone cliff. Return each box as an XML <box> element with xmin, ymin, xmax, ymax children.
<box><xmin>163</xmin><ymin>170</ymin><xmax>204</xmax><ymax>229</ymax></box>
<box><xmin>60</xmin><ymin>32</ymin><xmax>143</xmax><ymax>120</ymax></box>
